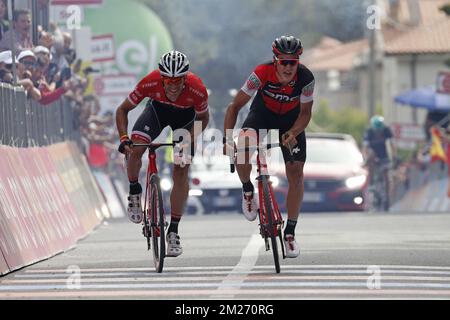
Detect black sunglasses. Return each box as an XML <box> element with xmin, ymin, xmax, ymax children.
<box><xmin>274</xmin><ymin>56</ymin><xmax>299</xmax><ymax>66</ymax></box>
<box><xmin>21</xmin><ymin>61</ymin><xmax>36</xmax><ymax>68</ymax></box>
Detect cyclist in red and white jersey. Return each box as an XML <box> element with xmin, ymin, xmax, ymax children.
<box><xmin>116</xmin><ymin>50</ymin><xmax>209</xmax><ymax>257</ymax></box>
<box><xmin>223</xmin><ymin>35</ymin><xmax>315</xmax><ymax>258</ymax></box>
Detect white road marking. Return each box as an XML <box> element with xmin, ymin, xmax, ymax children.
<box><xmin>1</xmin><ymin>264</ymin><xmax>450</xmax><ymax>299</ymax></box>
<box><xmin>2</xmin><ymin>281</ymin><xmax>450</xmax><ymax>291</ymax></box>
<box><xmin>3</xmin><ymin>275</ymin><xmax>450</xmax><ymax>284</ymax></box>
<box><xmin>14</xmin><ymin>265</ymin><xmax>450</xmax><ymax>278</ymax></box>
<box><xmin>12</xmin><ymin>269</ymin><xmax>450</xmax><ymax>279</ymax></box>
<box><xmin>1</xmin><ymin>289</ymin><xmax>450</xmax><ymax>299</ymax></box>
<box><xmin>211</xmin><ymin>233</ymin><xmax>263</xmax><ymax>298</ymax></box>
<box><xmin>22</xmin><ymin>264</ymin><xmax>450</xmax><ymax>273</ymax></box>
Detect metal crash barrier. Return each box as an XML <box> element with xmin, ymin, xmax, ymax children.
<box><xmin>0</xmin><ymin>83</ymin><xmax>80</xmax><ymax>147</ymax></box>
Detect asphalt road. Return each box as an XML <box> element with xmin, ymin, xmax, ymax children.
<box><xmin>1</xmin><ymin>211</ymin><xmax>450</xmax><ymax>300</ymax></box>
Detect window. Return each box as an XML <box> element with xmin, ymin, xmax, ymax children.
<box><xmin>327</xmin><ymin>69</ymin><xmax>340</xmax><ymax>91</ymax></box>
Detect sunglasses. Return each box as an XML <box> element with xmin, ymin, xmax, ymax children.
<box><xmin>162</xmin><ymin>76</ymin><xmax>185</xmax><ymax>85</ymax></box>
<box><xmin>274</xmin><ymin>56</ymin><xmax>299</xmax><ymax>66</ymax></box>
<box><xmin>21</xmin><ymin>61</ymin><xmax>36</xmax><ymax>67</ymax></box>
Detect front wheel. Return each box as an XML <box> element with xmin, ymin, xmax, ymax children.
<box><xmin>261</xmin><ymin>176</ymin><xmax>280</xmax><ymax>274</ymax></box>
<box><xmin>148</xmin><ymin>175</ymin><xmax>166</xmax><ymax>273</ymax></box>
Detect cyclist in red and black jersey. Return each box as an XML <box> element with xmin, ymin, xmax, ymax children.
<box><xmin>116</xmin><ymin>51</ymin><xmax>210</xmax><ymax>257</ymax></box>
<box><xmin>223</xmin><ymin>35</ymin><xmax>315</xmax><ymax>258</ymax></box>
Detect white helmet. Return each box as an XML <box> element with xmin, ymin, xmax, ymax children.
<box><xmin>158</xmin><ymin>50</ymin><xmax>190</xmax><ymax>77</ymax></box>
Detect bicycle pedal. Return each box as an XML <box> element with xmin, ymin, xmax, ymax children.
<box><xmin>142</xmin><ymin>226</ymin><xmax>151</xmax><ymax>238</ymax></box>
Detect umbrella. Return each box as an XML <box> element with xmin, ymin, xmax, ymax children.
<box><xmin>394</xmin><ymin>86</ymin><xmax>450</xmax><ymax>111</ymax></box>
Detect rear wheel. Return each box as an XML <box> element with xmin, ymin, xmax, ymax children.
<box><xmin>383</xmin><ymin>167</ymin><xmax>390</xmax><ymax>211</ymax></box>
<box><xmin>261</xmin><ymin>176</ymin><xmax>280</xmax><ymax>273</ymax></box>
<box><xmin>149</xmin><ymin>175</ymin><xmax>166</xmax><ymax>273</ymax></box>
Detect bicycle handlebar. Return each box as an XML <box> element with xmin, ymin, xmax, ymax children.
<box><xmin>228</xmin><ymin>142</ymin><xmax>295</xmax><ymax>173</ymax></box>
<box><xmin>133</xmin><ymin>139</ymin><xmax>183</xmax><ymax>149</ymax></box>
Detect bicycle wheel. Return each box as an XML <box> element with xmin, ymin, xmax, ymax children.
<box><xmin>149</xmin><ymin>175</ymin><xmax>166</xmax><ymax>273</ymax></box>
<box><xmin>366</xmin><ymin>185</ymin><xmax>380</xmax><ymax>212</ymax></box>
<box><xmin>383</xmin><ymin>167</ymin><xmax>390</xmax><ymax>211</ymax></box>
<box><xmin>261</xmin><ymin>176</ymin><xmax>280</xmax><ymax>273</ymax></box>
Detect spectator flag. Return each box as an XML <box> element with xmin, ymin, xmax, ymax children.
<box><xmin>430</xmin><ymin>127</ymin><xmax>447</xmax><ymax>163</ymax></box>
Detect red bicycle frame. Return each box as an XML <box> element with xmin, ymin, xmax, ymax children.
<box><xmin>255</xmin><ymin>139</ymin><xmax>284</xmax><ymax>238</ymax></box>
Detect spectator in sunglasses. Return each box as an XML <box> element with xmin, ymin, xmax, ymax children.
<box><xmin>17</xmin><ymin>49</ymin><xmax>37</xmax><ymax>76</ymax></box>
<box><xmin>0</xmin><ymin>50</ymin><xmax>14</xmax><ymax>84</ymax></box>
<box><xmin>15</xmin><ymin>50</ymin><xmax>41</xmax><ymax>101</ymax></box>
<box><xmin>0</xmin><ymin>50</ymin><xmax>14</xmax><ymax>70</ymax></box>
<box><xmin>34</xmin><ymin>45</ymin><xmax>59</xmax><ymax>88</ymax></box>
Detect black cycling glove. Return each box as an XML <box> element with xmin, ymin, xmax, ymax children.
<box><xmin>118</xmin><ymin>138</ymin><xmax>133</xmax><ymax>154</ymax></box>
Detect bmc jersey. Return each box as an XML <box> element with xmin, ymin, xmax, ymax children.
<box><xmin>241</xmin><ymin>62</ymin><xmax>315</xmax><ymax>114</ymax></box>
<box><xmin>127</xmin><ymin>70</ymin><xmax>209</xmax><ymax>114</ymax></box>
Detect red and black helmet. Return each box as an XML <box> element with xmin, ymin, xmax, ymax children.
<box><xmin>272</xmin><ymin>35</ymin><xmax>303</xmax><ymax>56</ymax></box>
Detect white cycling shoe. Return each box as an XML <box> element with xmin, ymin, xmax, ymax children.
<box><xmin>242</xmin><ymin>192</ymin><xmax>258</xmax><ymax>221</ymax></box>
<box><xmin>166</xmin><ymin>232</ymin><xmax>183</xmax><ymax>257</ymax></box>
<box><xmin>284</xmin><ymin>234</ymin><xmax>300</xmax><ymax>258</ymax></box>
<box><xmin>127</xmin><ymin>194</ymin><xmax>143</xmax><ymax>224</ymax></box>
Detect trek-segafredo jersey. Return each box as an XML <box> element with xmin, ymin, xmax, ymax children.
<box><xmin>128</xmin><ymin>70</ymin><xmax>209</xmax><ymax>114</ymax></box>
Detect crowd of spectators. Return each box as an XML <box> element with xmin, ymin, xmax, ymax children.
<box><xmin>0</xmin><ymin>3</ymin><xmax>118</xmax><ymax>173</ymax></box>
<box><xmin>0</xmin><ymin>7</ymin><xmax>86</xmax><ymax>105</ymax></box>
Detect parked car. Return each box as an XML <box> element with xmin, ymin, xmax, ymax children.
<box><xmin>269</xmin><ymin>132</ymin><xmax>369</xmax><ymax>212</ymax></box>
<box><xmin>185</xmin><ymin>154</ymin><xmax>243</xmax><ymax>214</ymax></box>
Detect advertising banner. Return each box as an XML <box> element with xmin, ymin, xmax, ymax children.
<box><xmin>48</xmin><ymin>143</ymin><xmax>107</xmax><ymax>233</ymax></box>
<box><xmin>0</xmin><ymin>254</ymin><xmax>8</xmax><ymax>275</ymax></box>
<box><xmin>0</xmin><ymin>143</ymin><xmax>102</xmax><ymax>274</ymax></box>
<box><xmin>83</xmin><ymin>0</ymin><xmax>173</xmax><ymax>111</ymax></box>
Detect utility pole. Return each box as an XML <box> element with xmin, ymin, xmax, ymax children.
<box><xmin>411</xmin><ymin>54</ymin><xmax>418</xmax><ymax>124</ymax></box>
<box><xmin>368</xmin><ymin>0</ymin><xmax>377</xmax><ymax>118</ymax></box>
<box><xmin>8</xmin><ymin>0</ymin><xmax>17</xmax><ymax>85</ymax></box>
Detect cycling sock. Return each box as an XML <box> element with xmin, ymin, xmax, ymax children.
<box><xmin>168</xmin><ymin>215</ymin><xmax>181</xmax><ymax>234</ymax></box>
<box><xmin>242</xmin><ymin>180</ymin><xmax>254</xmax><ymax>194</ymax></box>
<box><xmin>129</xmin><ymin>181</ymin><xmax>142</xmax><ymax>195</ymax></box>
<box><xmin>284</xmin><ymin>219</ymin><xmax>297</xmax><ymax>239</ymax></box>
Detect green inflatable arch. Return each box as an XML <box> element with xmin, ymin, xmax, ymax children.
<box><xmin>84</xmin><ymin>0</ymin><xmax>173</xmax><ymax>79</ymax></box>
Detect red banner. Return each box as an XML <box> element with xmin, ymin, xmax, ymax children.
<box><xmin>0</xmin><ymin>146</ymin><xmax>51</xmax><ymax>269</ymax></box>
<box><xmin>0</xmin><ymin>254</ymin><xmax>9</xmax><ymax>275</ymax></box>
<box><xmin>22</xmin><ymin>148</ymin><xmax>85</xmax><ymax>250</ymax></box>
<box><xmin>0</xmin><ymin>142</ymin><xmax>108</xmax><ymax>274</ymax></box>
<box><xmin>0</xmin><ymin>145</ymin><xmax>86</xmax><ymax>272</ymax></box>
<box><xmin>48</xmin><ymin>143</ymin><xmax>107</xmax><ymax>232</ymax></box>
